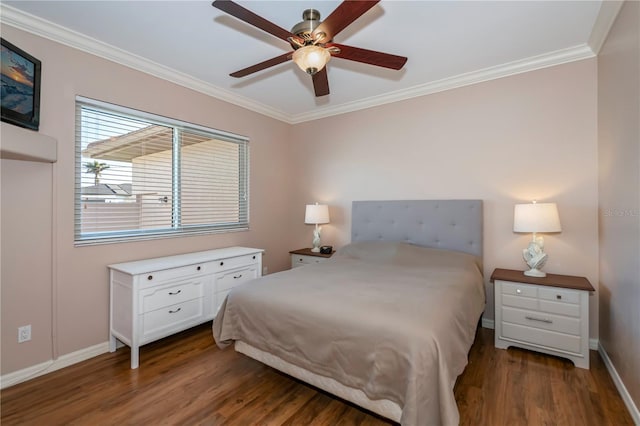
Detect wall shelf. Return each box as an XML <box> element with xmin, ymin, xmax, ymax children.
<box><xmin>1</xmin><ymin>123</ymin><xmax>57</xmax><ymax>163</ymax></box>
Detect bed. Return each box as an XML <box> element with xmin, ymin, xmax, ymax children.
<box><xmin>213</xmin><ymin>200</ymin><xmax>485</xmax><ymax>425</ymax></box>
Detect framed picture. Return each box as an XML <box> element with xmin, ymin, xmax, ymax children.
<box><xmin>1</xmin><ymin>38</ymin><xmax>41</xmax><ymax>131</ymax></box>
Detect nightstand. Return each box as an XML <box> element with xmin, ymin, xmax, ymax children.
<box><xmin>491</xmin><ymin>268</ymin><xmax>595</xmax><ymax>369</ymax></box>
<box><xmin>289</xmin><ymin>248</ymin><xmax>334</xmax><ymax>269</ymax></box>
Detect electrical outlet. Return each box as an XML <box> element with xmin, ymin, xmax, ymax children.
<box><xmin>262</xmin><ymin>266</ymin><xmax>268</xmax><ymax>275</ymax></box>
<box><xmin>18</xmin><ymin>325</ymin><xmax>31</xmax><ymax>343</ymax></box>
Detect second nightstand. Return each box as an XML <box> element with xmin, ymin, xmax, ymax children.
<box><xmin>491</xmin><ymin>268</ymin><xmax>595</xmax><ymax>369</ymax></box>
<box><xmin>289</xmin><ymin>248</ymin><xmax>334</xmax><ymax>269</ymax></box>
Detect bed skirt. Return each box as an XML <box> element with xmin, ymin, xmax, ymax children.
<box><xmin>235</xmin><ymin>340</ymin><xmax>402</xmax><ymax>422</ymax></box>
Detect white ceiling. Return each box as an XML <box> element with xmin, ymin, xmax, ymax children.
<box><xmin>1</xmin><ymin>1</ymin><xmax>617</xmax><ymax>123</ymax></box>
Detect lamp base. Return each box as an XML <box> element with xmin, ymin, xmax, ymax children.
<box><xmin>524</xmin><ymin>268</ymin><xmax>547</xmax><ymax>278</ymax></box>
<box><xmin>311</xmin><ymin>247</ymin><xmax>320</xmax><ymax>253</ymax></box>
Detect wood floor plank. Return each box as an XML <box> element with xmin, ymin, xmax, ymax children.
<box><xmin>1</xmin><ymin>323</ymin><xmax>634</xmax><ymax>425</ymax></box>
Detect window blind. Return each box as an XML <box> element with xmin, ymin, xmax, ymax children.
<box><xmin>74</xmin><ymin>97</ymin><xmax>249</xmax><ymax>245</ymax></box>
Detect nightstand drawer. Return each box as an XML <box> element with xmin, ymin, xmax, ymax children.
<box><xmin>502</xmin><ymin>306</ymin><xmax>580</xmax><ymax>335</ymax></box>
<box><xmin>502</xmin><ymin>322</ymin><xmax>581</xmax><ymax>354</ymax></box>
<box><xmin>291</xmin><ymin>254</ymin><xmax>328</xmax><ymax>268</ymax></box>
<box><xmin>501</xmin><ymin>294</ymin><xmax>538</xmax><ymax>310</ymax></box>
<box><xmin>501</xmin><ymin>281</ymin><xmax>537</xmax><ymax>298</ymax></box>
<box><xmin>539</xmin><ymin>299</ymin><xmax>580</xmax><ymax>317</ymax></box>
<box><xmin>539</xmin><ymin>287</ymin><xmax>580</xmax><ymax>304</ymax></box>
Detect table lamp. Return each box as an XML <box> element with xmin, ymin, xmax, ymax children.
<box><xmin>513</xmin><ymin>201</ymin><xmax>562</xmax><ymax>277</ymax></box>
<box><xmin>305</xmin><ymin>203</ymin><xmax>330</xmax><ymax>252</ymax></box>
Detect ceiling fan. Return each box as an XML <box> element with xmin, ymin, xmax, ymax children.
<box><xmin>211</xmin><ymin>0</ymin><xmax>408</xmax><ymax>97</ymax></box>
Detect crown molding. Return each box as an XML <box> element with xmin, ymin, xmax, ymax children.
<box><xmin>588</xmin><ymin>0</ymin><xmax>624</xmax><ymax>54</ymax></box>
<box><xmin>1</xmin><ymin>3</ymin><xmax>597</xmax><ymax>126</ymax></box>
<box><xmin>0</xmin><ymin>4</ymin><xmax>291</xmax><ymax>123</ymax></box>
<box><xmin>290</xmin><ymin>44</ymin><xmax>595</xmax><ymax>123</ymax></box>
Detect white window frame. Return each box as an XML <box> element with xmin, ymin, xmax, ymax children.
<box><xmin>74</xmin><ymin>96</ymin><xmax>249</xmax><ymax>245</ymax></box>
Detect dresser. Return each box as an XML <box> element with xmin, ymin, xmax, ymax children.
<box><xmin>289</xmin><ymin>248</ymin><xmax>334</xmax><ymax>268</ymax></box>
<box><xmin>109</xmin><ymin>246</ymin><xmax>263</xmax><ymax>368</ymax></box>
<box><xmin>491</xmin><ymin>268</ymin><xmax>594</xmax><ymax>369</ymax></box>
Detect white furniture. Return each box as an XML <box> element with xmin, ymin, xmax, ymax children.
<box><xmin>491</xmin><ymin>268</ymin><xmax>594</xmax><ymax>369</ymax></box>
<box><xmin>109</xmin><ymin>246</ymin><xmax>263</xmax><ymax>368</ymax></box>
<box><xmin>289</xmin><ymin>247</ymin><xmax>333</xmax><ymax>268</ymax></box>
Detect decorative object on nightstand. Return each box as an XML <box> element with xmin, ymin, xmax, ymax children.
<box><xmin>305</xmin><ymin>202</ymin><xmax>330</xmax><ymax>252</ymax></box>
<box><xmin>491</xmin><ymin>268</ymin><xmax>594</xmax><ymax>369</ymax></box>
<box><xmin>289</xmin><ymin>248</ymin><xmax>334</xmax><ymax>268</ymax></box>
<box><xmin>513</xmin><ymin>201</ymin><xmax>562</xmax><ymax>277</ymax></box>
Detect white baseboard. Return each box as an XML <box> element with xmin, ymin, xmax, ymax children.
<box><xmin>598</xmin><ymin>342</ymin><xmax>640</xmax><ymax>424</ymax></box>
<box><xmin>0</xmin><ymin>341</ymin><xmax>109</xmax><ymax>389</ymax></box>
<box><xmin>481</xmin><ymin>318</ymin><xmax>495</xmax><ymax>329</ymax></box>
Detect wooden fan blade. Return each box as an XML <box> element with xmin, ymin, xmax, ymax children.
<box><xmin>312</xmin><ymin>68</ymin><xmax>330</xmax><ymax>97</ymax></box>
<box><xmin>212</xmin><ymin>0</ymin><xmax>299</xmax><ymax>43</ymax></box>
<box><xmin>230</xmin><ymin>52</ymin><xmax>293</xmax><ymax>78</ymax></box>
<box><xmin>313</xmin><ymin>0</ymin><xmax>379</xmax><ymax>41</ymax></box>
<box><xmin>327</xmin><ymin>43</ymin><xmax>407</xmax><ymax>70</ymax></box>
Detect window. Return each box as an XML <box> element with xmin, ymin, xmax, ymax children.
<box><xmin>75</xmin><ymin>97</ymin><xmax>249</xmax><ymax>245</ymax></box>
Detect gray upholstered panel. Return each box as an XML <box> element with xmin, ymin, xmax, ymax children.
<box><xmin>351</xmin><ymin>200</ymin><xmax>483</xmax><ymax>258</ymax></box>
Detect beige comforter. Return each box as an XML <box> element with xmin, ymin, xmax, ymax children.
<box><xmin>213</xmin><ymin>242</ymin><xmax>485</xmax><ymax>426</ymax></box>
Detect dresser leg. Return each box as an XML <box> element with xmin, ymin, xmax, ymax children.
<box><xmin>131</xmin><ymin>346</ymin><xmax>139</xmax><ymax>369</ymax></box>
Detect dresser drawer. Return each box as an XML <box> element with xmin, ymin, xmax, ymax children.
<box><xmin>211</xmin><ymin>254</ymin><xmax>260</xmax><ymax>272</ymax></box>
<box><xmin>140</xmin><ymin>279</ymin><xmax>204</xmax><ymax>313</ymax></box>
<box><xmin>141</xmin><ymin>298</ymin><xmax>204</xmax><ymax>340</ymax></box>
<box><xmin>215</xmin><ymin>289</ymin><xmax>230</xmax><ymax>316</ymax></box>
<box><xmin>140</xmin><ymin>263</ymin><xmax>207</xmax><ymax>288</ymax></box>
<box><xmin>501</xmin><ymin>322</ymin><xmax>581</xmax><ymax>354</ymax></box>
<box><xmin>502</xmin><ymin>306</ymin><xmax>580</xmax><ymax>335</ymax></box>
<box><xmin>216</xmin><ymin>266</ymin><xmax>258</xmax><ymax>292</ymax></box>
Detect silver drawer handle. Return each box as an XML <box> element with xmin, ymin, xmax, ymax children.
<box><xmin>525</xmin><ymin>315</ymin><xmax>552</xmax><ymax>324</ymax></box>
<box><xmin>516</xmin><ymin>289</ymin><xmax>522</xmax><ymax>294</ymax></box>
<box><xmin>168</xmin><ymin>290</ymin><xmax>181</xmax><ymax>295</ymax></box>
<box><xmin>169</xmin><ymin>308</ymin><xmax>182</xmax><ymax>314</ymax></box>
<box><xmin>233</xmin><ymin>274</ymin><xmax>243</xmax><ymax>279</ymax></box>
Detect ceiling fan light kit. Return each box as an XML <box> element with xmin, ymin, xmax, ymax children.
<box><xmin>292</xmin><ymin>45</ymin><xmax>331</xmax><ymax>75</ymax></box>
<box><xmin>212</xmin><ymin>0</ymin><xmax>407</xmax><ymax>97</ymax></box>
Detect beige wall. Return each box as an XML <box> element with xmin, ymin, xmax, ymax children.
<box><xmin>1</xmin><ymin>159</ymin><xmax>54</xmax><ymax>371</ymax></box>
<box><xmin>0</xmin><ymin>25</ymin><xmax>295</xmax><ymax>374</ymax></box>
<box><xmin>0</xmin><ymin>22</ymin><xmax>604</xmax><ymax>378</ymax></box>
<box><xmin>598</xmin><ymin>0</ymin><xmax>640</xmax><ymax>411</ymax></box>
<box><xmin>289</xmin><ymin>59</ymin><xmax>599</xmax><ymax>333</ymax></box>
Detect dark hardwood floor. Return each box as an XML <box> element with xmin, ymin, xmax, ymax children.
<box><xmin>1</xmin><ymin>323</ymin><xmax>633</xmax><ymax>425</ymax></box>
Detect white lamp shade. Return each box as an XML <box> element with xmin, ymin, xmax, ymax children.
<box><xmin>305</xmin><ymin>204</ymin><xmax>330</xmax><ymax>224</ymax></box>
<box><xmin>514</xmin><ymin>202</ymin><xmax>562</xmax><ymax>233</ymax></box>
<box><xmin>292</xmin><ymin>45</ymin><xmax>331</xmax><ymax>74</ymax></box>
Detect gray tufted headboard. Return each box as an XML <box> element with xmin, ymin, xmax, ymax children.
<box><xmin>351</xmin><ymin>200</ymin><xmax>483</xmax><ymax>258</ymax></box>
